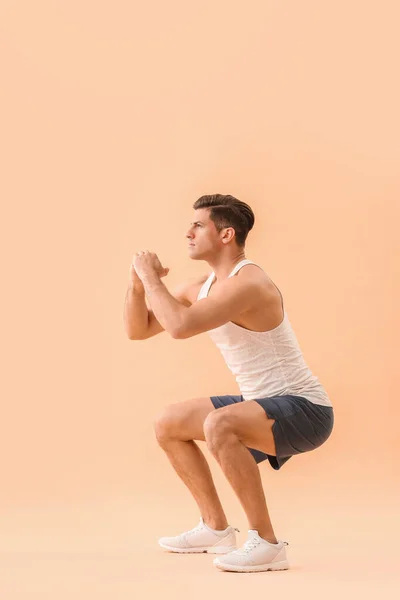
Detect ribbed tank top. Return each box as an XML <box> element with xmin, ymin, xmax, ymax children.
<box><xmin>197</xmin><ymin>259</ymin><xmax>332</xmax><ymax>407</ymax></box>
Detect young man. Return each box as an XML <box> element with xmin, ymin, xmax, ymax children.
<box><xmin>124</xmin><ymin>193</ymin><xmax>334</xmax><ymax>573</ymax></box>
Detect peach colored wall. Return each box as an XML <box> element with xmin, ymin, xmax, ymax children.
<box><xmin>0</xmin><ymin>2</ymin><xmax>399</xmax><ymax>590</ymax></box>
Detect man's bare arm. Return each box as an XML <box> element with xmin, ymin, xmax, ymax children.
<box><xmin>135</xmin><ymin>283</ymin><xmax>190</xmax><ymax>340</ymax></box>
<box><xmin>123</xmin><ymin>283</ymin><xmax>149</xmax><ymax>340</ymax></box>
<box><xmin>140</xmin><ymin>274</ymin><xmax>261</xmax><ymax>340</ymax></box>
<box><xmin>175</xmin><ymin>277</ymin><xmax>262</xmax><ymax>339</ymax></box>
<box><xmin>124</xmin><ymin>276</ymin><xmax>204</xmax><ymax>340</ymax></box>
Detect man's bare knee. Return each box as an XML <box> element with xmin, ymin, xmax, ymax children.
<box><xmin>153</xmin><ymin>397</ymin><xmax>215</xmax><ymax>444</ymax></box>
<box><xmin>153</xmin><ymin>406</ymin><xmax>180</xmax><ymax>445</ymax></box>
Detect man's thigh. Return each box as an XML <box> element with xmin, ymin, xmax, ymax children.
<box><xmin>206</xmin><ymin>400</ymin><xmax>277</xmax><ymax>456</ymax></box>
<box><xmin>153</xmin><ymin>397</ymin><xmax>216</xmax><ymax>442</ymax></box>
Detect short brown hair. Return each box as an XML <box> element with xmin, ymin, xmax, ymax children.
<box><xmin>193</xmin><ymin>194</ymin><xmax>255</xmax><ymax>248</ymax></box>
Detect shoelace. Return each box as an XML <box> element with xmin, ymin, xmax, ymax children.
<box><xmin>242</xmin><ymin>538</ymin><xmax>262</xmax><ymax>554</ymax></box>
<box><xmin>187</xmin><ymin>523</ymin><xmax>241</xmax><ymax>538</ymax></box>
<box><xmin>241</xmin><ymin>538</ymin><xmax>289</xmax><ymax>554</ymax></box>
<box><xmin>187</xmin><ymin>522</ymin><xmax>204</xmax><ymax>537</ymax></box>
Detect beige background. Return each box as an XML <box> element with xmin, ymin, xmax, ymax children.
<box><xmin>1</xmin><ymin>0</ymin><xmax>399</xmax><ymax>597</ymax></box>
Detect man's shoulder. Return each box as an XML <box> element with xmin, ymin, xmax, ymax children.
<box><xmin>234</xmin><ymin>265</ymin><xmax>282</xmax><ymax>308</ymax></box>
<box><xmin>238</xmin><ymin>264</ymin><xmax>278</xmax><ymax>289</ymax></box>
<box><xmin>173</xmin><ymin>273</ymin><xmax>210</xmax><ymax>306</ymax></box>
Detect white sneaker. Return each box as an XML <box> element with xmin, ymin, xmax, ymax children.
<box><xmin>158</xmin><ymin>517</ymin><xmax>239</xmax><ymax>554</ymax></box>
<box><xmin>213</xmin><ymin>529</ymin><xmax>290</xmax><ymax>572</ymax></box>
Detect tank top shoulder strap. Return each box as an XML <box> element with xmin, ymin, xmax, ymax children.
<box><xmin>197</xmin><ymin>271</ymin><xmax>214</xmax><ymax>300</ymax></box>
<box><xmin>228</xmin><ymin>259</ymin><xmax>257</xmax><ymax>278</ymax></box>
<box><xmin>198</xmin><ymin>259</ymin><xmax>259</xmax><ymax>300</ymax></box>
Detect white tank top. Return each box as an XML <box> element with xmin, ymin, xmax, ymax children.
<box><xmin>197</xmin><ymin>259</ymin><xmax>332</xmax><ymax>407</ymax></box>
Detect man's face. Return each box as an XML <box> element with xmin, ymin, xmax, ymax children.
<box><xmin>186</xmin><ymin>210</ymin><xmax>217</xmax><ymax>257</ymax></box>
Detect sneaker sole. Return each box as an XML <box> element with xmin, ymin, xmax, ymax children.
<box><xmin>214</xmin><ymin>558</ymin><xmax>290</xmax><ymax>572</ymax></box>
<box><xmin>158</xmin><ymin>541</ymin><xmax>237</xmax><ymax>554</ymax></box>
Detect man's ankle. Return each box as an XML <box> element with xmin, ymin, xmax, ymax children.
<box><xmin>205</xmin><ymin>520</ymin><xmax>229</xmax><ymax>531</ymax></box>
<box><xmin>259</xmin><ymin>534</ymin><xmax>279</xmax><ymax>544</ymax></box>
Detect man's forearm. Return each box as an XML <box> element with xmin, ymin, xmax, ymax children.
<box><xmin>143</xmin><ymin>277</ymin><xmax>188</xmax><ymax>337</ymax></box>
<box><xmin>123</xmin><ymin>283</ymin><xmax>149</xmax><ymax>339</ymax></box>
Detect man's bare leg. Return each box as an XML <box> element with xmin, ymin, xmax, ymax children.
<box><xmin>206</xmin><ymin>434</ymin><xmax>278</xmax><ymax>543</ymax></box>
<box><xmin>156</xmin><ymin>436</ymin><xmax>229</xmax><ymax>530</ymax></box>
<box><xmin>204</xmin><ymin>407</ymin><xmax>279</xmax><ymax>544</ymax></box>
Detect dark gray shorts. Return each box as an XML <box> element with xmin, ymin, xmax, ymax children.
<box><xmin>209</xmin><ymin>394</ymin><xmax>334</xmax><ymax>470</ymax></box>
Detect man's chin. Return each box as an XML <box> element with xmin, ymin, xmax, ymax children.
<box><xmin>188</xmin><ymin>246</ymin><xmax>205</xmax><ymax>259</ymax></box>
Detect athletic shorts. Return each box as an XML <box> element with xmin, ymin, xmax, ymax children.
<box><xmin>209</xmin><ymin>394</ymin><xmax>334</xmax><ymax>470</ymax></box>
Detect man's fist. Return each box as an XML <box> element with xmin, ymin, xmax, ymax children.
<box><xmin>130</xmin><ymin>250</ymin><xmax>170</xmax><ymax>284</ymax></box>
